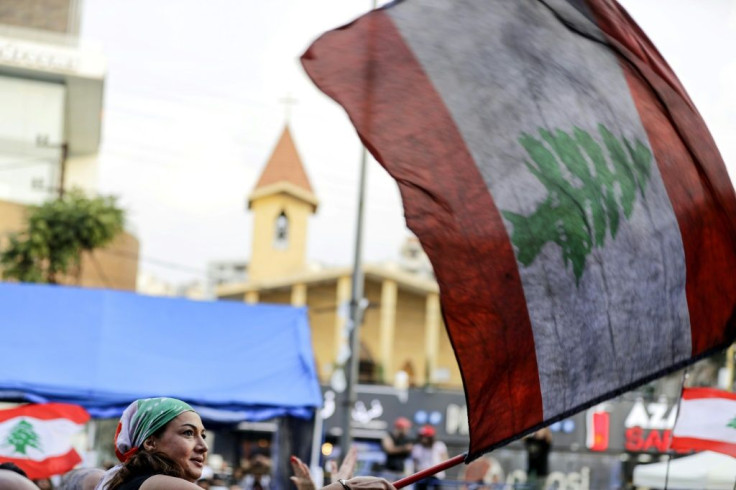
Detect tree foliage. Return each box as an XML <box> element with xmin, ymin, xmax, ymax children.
<box><xmin>502</xmin><ymin>124</ymin><xmax>652</xmax><ymax>284</ymax></box>
<box><xmin>0</xmin><ymin>190</ymin><xmax>125</xmax><ymax>284</ymax></box>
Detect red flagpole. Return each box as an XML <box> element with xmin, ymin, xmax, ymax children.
<box><xmin>392</xmin><ymin>453</ymin><xmax>467</xmax><ymax>489</ymax></box>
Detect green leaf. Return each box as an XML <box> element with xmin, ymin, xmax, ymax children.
<box><xmin>502</xmin><ymin>124</ymin><xmax>652</xmax><ymax>284</ymax></box>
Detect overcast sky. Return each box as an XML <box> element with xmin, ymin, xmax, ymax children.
<box><xmin>80</xmin><ymin>0</ymin><xmax>736</xmax><ymax>286</ymax></box>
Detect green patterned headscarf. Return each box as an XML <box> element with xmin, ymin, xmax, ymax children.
<box><xmin>114</xmin><ymin>397</ymin><xmax>194</xmax><ymax>462</ymax></box>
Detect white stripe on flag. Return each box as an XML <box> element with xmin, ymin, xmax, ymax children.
<box><xmin>0</xmin><ymin>417</ymin><xmax>83</xmax><ymax>460</ymax></box>
<box><xmin>673</xmin><ymin>397</ymin><xmax>736</xmax><ymax>443</ymax></box>
<box><xmin>386</xmin><ymin>0</ymin><xmax>690</xmax><ymax>417</ymax></box>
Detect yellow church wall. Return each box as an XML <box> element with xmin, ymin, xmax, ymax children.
<box><xmin>249</xmin><ymin>193</ymin><xmax>312</xmax><ymax>281</ymax></box>
<box><xmin>257</xmin><ymin>288</ymin><xmax>292</xmax><ymax>305</ymax></box>
<box><xmin>394</xmin><ymin>289</ymin><xmax>429</xmax><ymax>386</ymax></box>
<box><xmin>358</xmin><ymin>279</ymin><xmax>383</xmax><ymax>380</ymax></box>
<box><xmin>437</xmin><ymin>319</ymin><xmax>463</xmax><ymax>388</ymax></box>
<box><xmin>304</xmin><ymin>283</ymin><xmax>340</xmax><ymax>381</ymax></box>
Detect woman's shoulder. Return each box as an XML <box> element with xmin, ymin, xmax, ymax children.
<box><xmin>139</xmin><ymin>475</ymin><xmax>202</xmax><ymax>490</ymax></box>
<box><xmin>112</xmin><ymin>474</ymin><xmax>154</xmax><ymax>490</ymax></box>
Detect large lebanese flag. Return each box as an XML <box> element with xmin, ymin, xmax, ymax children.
<box><xmin>670</xmin><ymin>388</ymin><xmax>736</xmax><ymax>457</ymax></box>
<box><xmin>0</xmin><ymin>403</ymin><xmax>90</xmax><ymax>479</ymax></box>
<box><xmin>302</xmin><ymin>0</ymin><xmax>736</xmax><ymax>461</ymax></box>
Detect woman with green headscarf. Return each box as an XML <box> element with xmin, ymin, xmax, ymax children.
<box><xmin>98</xmin><ymin>397</ymin><xmax>395</xmax><ymax>490</ymax></box>
<box><xmin>96</xmin><ymin>397</ymin><xmax>208</xmax><ymax>490</ymax></box>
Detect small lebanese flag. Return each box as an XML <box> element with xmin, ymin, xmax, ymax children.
<box><xmin>0</xmin><ymin>403</ymin><xmax>90</xmax><ymax>479</ymax></box>
<box><xmin>670</xmin><ymin>387</ymin><xmax>736</xmax><ymax>457</ymax></box>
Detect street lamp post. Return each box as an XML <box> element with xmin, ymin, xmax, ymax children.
<box><xmin>339</xmin><ymin>143</ymin><xmax>368</xmax><ymax>457</ymax></box>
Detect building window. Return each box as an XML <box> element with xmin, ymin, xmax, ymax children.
<box><xmin>274</xmin><ymin>211</ymin><xmax>289</xmax><ymax>249</ymax></box>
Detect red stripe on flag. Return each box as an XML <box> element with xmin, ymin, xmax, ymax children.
<box><xmin>681</xmin><ymin>387</ymin><xmax>736</xmax><ymax>401</ymax></box>
<box><xmin>586</xmin><ymin>0</ymin><xmax>736</xmax><ymax>355</ymax></box>
<box><xmin>669</xmin><ymin>437</ymin><xmax>736</xmax><ymax>458</ymax></box>
<box><xmin>302</xmin><ymin>11</ymin><xmax>542</xmax><ymax>457</ymax></box>
<box><xmin>0</xmin><ymin>403</ymin><xmax>89</xmax><ymax>424</ymax></box>
<box><xmin>0</xmin><ymin>448</ymin><xmax>82</xmax><ymax>479</ymax></box>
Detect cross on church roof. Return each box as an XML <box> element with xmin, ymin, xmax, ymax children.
<box><xmin>279</xmin><ymin>93</ymin><xmax>298</xmax><ymax>122</ymax></box>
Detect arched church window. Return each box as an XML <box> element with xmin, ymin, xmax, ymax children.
<box><xmin>274</xmin><ymin>211</ymin><xmax>289</xmax><ymax>249</ymax></box>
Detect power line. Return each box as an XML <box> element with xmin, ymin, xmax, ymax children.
<box><xmin>98</xmin><ymin>248</ymin><xmax>225</xmax><ymax>278</ymax></box>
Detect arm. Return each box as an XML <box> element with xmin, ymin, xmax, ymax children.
<box><xmin>381</xmin><ymin>434</ymin><xmax>397</xmax><ymax>453</ymax></box>
<box><xmin>382</xmin><ymin>435</ymin><xmax>412</xmax><ymax>455</ymax></box>
<box><xmin>323</xmin><ymin>477</ymin><xmax>396</xmax><ymax>490</ymax></box>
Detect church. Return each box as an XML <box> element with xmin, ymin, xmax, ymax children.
<box><xmin>217</xmin><ymin>124</ymin><xmax>463</xmax><ymax>391</ymax></box>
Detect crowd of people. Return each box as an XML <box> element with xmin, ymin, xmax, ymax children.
<box><xmin>380</xmin><ymin>417</ymin><xmax>448</xmax><ymax>489</ymax></box>
<box><xmin>0</xmin><ymin>397</ymin><xmax>396</xmax><ymax>490</ymax></box>
<box><xmin>0</xmin><ymin>400</ymin><xmax>467</xmax><ymax>490</ymax></box>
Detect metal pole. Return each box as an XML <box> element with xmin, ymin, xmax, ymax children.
<box><xmin>339</xmin><ymin>144</ymin><xmax>368</xmax><ymax>457</ymax></box>
<box><xmin>727</xmin><ymin>343</ymin><xmax>735</xmax><ymax>392</ymax></box>
<box><xmin>59</xmin><ymin>142</ymin><xmax>68</xmax><ymax>198</ymax></box>
<box><xmin>310</xmin><ymin>408</ymin><xmax>325</xmax><ymax>486</ymax></box>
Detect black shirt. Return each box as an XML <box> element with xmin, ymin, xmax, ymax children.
<box><xmin>525</xmin><ymin>437</ymin><xmax>551</xmax><ymax>477</ymax></box>
<box><xmin>116</xmin><ymin>473</ymin><xmax>155</xmax><ymax>490</ymax></box>
<box><xmin>385</xmin><ymin>432</ymin><xmax>412</xmax><ymax>471</ymax></box>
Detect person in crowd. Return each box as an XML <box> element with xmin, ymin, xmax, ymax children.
<box><xmin>381</xmin><ymin>417</ymin><xmax>413</xmax><ymax>476</ymax></box>
<box><xmin>34</xmin><ymin>477</ymin><xmax>54</xmax><ymax>489</ymax></box>
<box><xmin>94</xmin><ymin>397</ymin><xmax>207</xmax><ymax>490</ymax></box>
<box><xmin>0</xmin><ymin>468</ymin><xmax>38</xmax><ymax>490</ymax></box>
<box><xmin>209</xmin><ymin>476</ymin><xmax>229</xmax><ymax>490</ymax></box>
<box><xmin>95</xmin><ymin>397</ymin><xmax>394</xmax><ymax>490</ymax></box>
<box><xmin>0</xmin><ymin>462</ymin><xmax>28</xmax><ymax>478</ymax></box>
<box><xmin>58</xmin><ymin>468</ymin><xmax>105</xmax><ymax>490</ymax></box>
<box><xmin>524</xmin><ymin>427</ymin><xmax>552</xmax><ymax>489</ymax></box>
<box><xmin>240</xmin><ymin>454</ymin><xmax>271</xmax><ymax>490</ymax></box>
<box><xmin>228</xmin><ymin>466</ymin><xmax>247</xmax><ymax>489</ymax></box>
<box><xmin>411</xmin><ymin>425</ymin><xmax>448</xmax><ymax>490</ymax></box>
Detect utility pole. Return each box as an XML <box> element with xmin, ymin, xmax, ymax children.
<box><xmin>339</xmin><ymin>146</ymin><xmax>368</xmax><ymax>456</ymax></box>
<box><xmin>58</xmin><ymin>142</ymin><xmax>68</xmax><ymax>198</ymax></box>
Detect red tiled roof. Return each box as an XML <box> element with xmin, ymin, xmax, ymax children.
<box><xmin>253</xmin><ymin>125</ymin><xmax>314</xmax><ymax>193</ymax></box>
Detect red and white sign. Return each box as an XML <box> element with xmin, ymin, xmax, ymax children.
<box><xmin>586</xmin><ymin>404</ymin><xmax>610</xmax><ymax>451</ymax></box>
<box><xmin>0</xmin><ymin>403</ymin><xmax>89</xmax><ymax>479</ymax></box>
<box><xmin>670</xmin><ymin>387</ymin><xmax>736</xmax><ymax>457</ymax></box>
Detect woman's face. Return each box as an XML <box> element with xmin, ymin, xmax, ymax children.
<box><xmin>145</xmin><ymin>411</ymin><xmax>208</xmax><ymax>482</ymax></box>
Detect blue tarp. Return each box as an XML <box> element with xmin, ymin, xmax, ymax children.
<box><xmin>0</xmin><ymin>283</ymin><xmax>322</xmax><ymax>423</ymax></box>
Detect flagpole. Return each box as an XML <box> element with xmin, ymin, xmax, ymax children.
<box><xmin>664</xmin><ymin>368</ymin><xmax>690</xmax><ymax>490</ymax></box>
<box><xmin>337</xmin><ymin>0</ymin><xmax>377</xmax><ymax>460</ymax></box>
<box><xmin>392</xmin><ymin>454</ymin><xmax>467</xmax><ymax>489</ymax></box>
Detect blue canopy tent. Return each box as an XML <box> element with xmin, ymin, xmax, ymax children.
<box><xmin>0</xmin><ymin>282</ymin><xmax>322</xmax><ymax>423</ymax></box>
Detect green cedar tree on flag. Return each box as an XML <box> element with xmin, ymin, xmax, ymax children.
<box><xmin>301</xmin><ymin>0</ymin><xmax>736</xmax><ymax>461</ymax></box>
<box><xmin>0</xmin><ymin>403</ymin><xmax>89</xmax><ymax>478</ymax></box>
